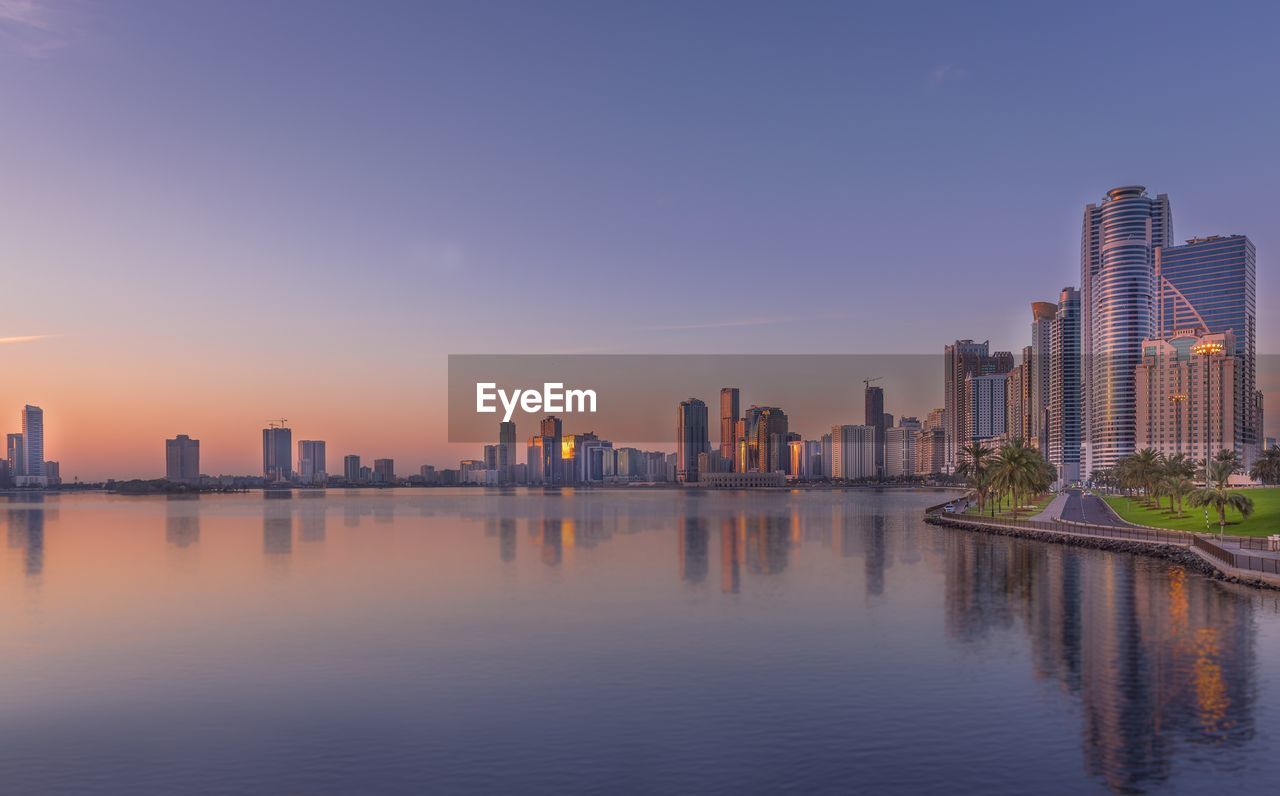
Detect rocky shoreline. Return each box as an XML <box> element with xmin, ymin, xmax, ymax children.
<box><xmin>925</xmin><ymin>514</ymin><xmax>1278</xmax><ymax>590</ymax></box>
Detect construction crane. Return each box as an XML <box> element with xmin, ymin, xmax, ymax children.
<box><xmin>863</xmin><ymin>376</ymin><xmax>882</xmax><ymax>391</ymax></box>
<box><xmin>267</xmin><ymin>417</ymin><xmax>289</xmax><ymax>429</ymax></box>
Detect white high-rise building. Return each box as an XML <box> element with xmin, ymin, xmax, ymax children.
<box><xmin>21</xmin><ymin>405</ymin><xmax>45</xmax><ymax>485</ymax></box>
<box><xmin>964</xmin><ymin>374</ymin><xmax>1008</xmax><ymax>444</ymax></box>
<box><xmin>885</xmin><ymin>426</ymin><xmax>917</xmax><ymax>478</ymax></box>
<box><xmin>830</xmin><ymin>424</ymin><xmax>875</xmax><ymax>480</ymax></box>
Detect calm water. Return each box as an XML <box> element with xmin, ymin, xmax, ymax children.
<box><xmin>3</xmin><ymin>488</ymin><xmax>1279</xmax><ymax>794</ymax></box>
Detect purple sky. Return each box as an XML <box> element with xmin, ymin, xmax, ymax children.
<box><xmin>1</xmin><ymin>0</ymin><xmax>1275</xmax><ymax>477</ymax></box>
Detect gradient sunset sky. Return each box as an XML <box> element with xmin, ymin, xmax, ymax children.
<box><xmin>2</xmin><ymin>0</ymin><xmax>1276</xmax><ymax>479</ymax></box>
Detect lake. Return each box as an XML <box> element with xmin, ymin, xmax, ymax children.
<box><xmin>2</xmin><ymin>488</ymin><xmax>1278</xmax><ymax>794</ymax></box>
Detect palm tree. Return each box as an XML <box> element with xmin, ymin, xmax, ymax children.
<box><xmin>988</xmin><ymin>439</ymin><xmax>1054</xmax><ymax>519</ymax></box>
<box><xmin>1189</xmin><ymin>459</ymin><xmax>1255</xmax><ymax>538</ymax></box>
<box><xmin>1131</xmin><ymin>448</ymin><xmax>1162</xmax><ymax>504</ymax></box>
<box><xmin>1158</xmin><ymin>453</ymin><xmax>1195</xmax><ymax>513</ymax></box>
<box><xmin>1163</xmin><ymin>474</ymin><xmax>1195</xmax><ymax>517</ymax></box>
<box><xmin>955</xmin><ymin>442</ymin><xmax>993</xmax><ymax>515</ymax></box>
<box><xmin>1249</xmin><ymin>446</ymin><xmax>1280</xmax><ymax>485</ymax></box>
<box><xmin>1164</xmin><ymin>452</ymin><xmax>1196</xmax><ymax>479</ymax></box>
<box><xmin>1215</xmin><ymin>448</ymin><xmax>1243</xmax><ymax>474</ymax></box>
<box><xmin>1090</xmin><ymin>467</ymin><xmax>1116</xmax><ymax>493</ymax></box>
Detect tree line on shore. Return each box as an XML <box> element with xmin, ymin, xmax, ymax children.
<box><xmin>1091</xmin><ymin>448</ymin><xmax>1269</xmax><ymax>534</ymax></box>
<box><xmin>955</xmin><ymin>438</ymin><xmax>1056</xmax><ymax>519</ymax></box>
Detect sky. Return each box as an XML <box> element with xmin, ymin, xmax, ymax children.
<box><xmin>1</xmin><ymin>0</ymin><xmax>1277</xmax><ymax>480</ymax></box>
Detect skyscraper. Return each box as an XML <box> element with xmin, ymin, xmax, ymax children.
<box><xmin>1049</xmin><ymin>287</ymin><xmax>1082</xmax><ymax>484</ymax></box>
<box><xmin>498</xmin><ymin>421</ymin><xmax>517</xmax><ymax>482</ymax></box>
<box><xmin>1005</xmin><ymin>350</ymin><xmax>1032</xmax><ymax>444</ymax></box>
<box><xmin>1081</xmin><ymin>185</ymin><xmax>1172</xmax><ymax>474</ymax></box>
<box><xmin>885</xmin><ymin>426</ymin><xmax>917</xmax><ymax>478</ymax></box>
<box><xmin>748</xmin><ymin>406</ymin><xmax>789</xmax><ymax>474</ymax></box>
<box><xmin>6</xmin><ymin>433</ymin><xmax>25</xmax><ymax>478</ymax></box>
<box><xmin>297</xmin><ymin>440</ymin><xmax>327</xmax><ymax>484</ymax></box>
<box><xmin>344</xmin><ymin>454</ymin><xmax>361</xmax><ymax>482</ymax></box>
<box><xmin>944</xmin><ymin>340</ymin><xmax>1013</xmax><ymax>469</ymax></box>
<box><xmin>830</xmin><ymin>424</ymin><xmax>875</xmax><ymax>480</ymax></box>
<box><xmin>165</xmin><ymin>435</ymin><xmax>200</xmax><ymax>484</ymax></box>
<box><xmin>1135</xmin><ymin>331</ymin><xmax>1239</xmax><ymax>464</ymax></box>
<box><xmin>262</xmin><ymin>423</ymin><xmax>293</xmax><ymax>481</ymax></box>
<box><xmin>864</xmin><ymin>385</ymin><xmax>885</xmax><ymax>478</ymax></box>
<box><xmin>373</xmin><ymin>458</ymin><xmax>395</xmax><ymax>483</ymax></box>
<box><xmin>965</xmin><ymin>374</ymin><xmax>1008</xmax><ymax>445</ymax></box>
<box><xmin>1156</xmin><ymin>234</ymin><xmax>1259</xmax><ymax>465</ymax></box>
<box><xmin>540</xmin><ymin>416</ymin><xmax>563</xmax><ymax>484</ymax></box>
<box><xmin>1030</xmin><ymin>301</ymin><xmax>1057</xmax><ymax>450</ymax></box>
<box><xmin>22</xmin><ymin>405</ymin><xmax>44</xmax><ymax>479</ymax></box>
<box><xmin>676</xmin><ymin>398</ymin><xmax>710</xmax><ymax>483</ymax></box>
<box><xmin>719</xmin><ymin>388</ymin><xmax>740</xmax><ymax>467</ymax></box>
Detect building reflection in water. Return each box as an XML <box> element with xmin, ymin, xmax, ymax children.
<box><xmin>344</xmin><ymin>490</ymin><xmax>365</xmax><ymax>527</ymax></box>
<box><xmin>165</xmin><ymin>494</ymin><xmax>200</xmax><ymax>547</ymax></box>
<box><xmin>679</xmin><ymin>515</ymin><xmax>708</xmax><ymax>583</ymax></box>
<box><xmin>720</xmin><ymin>517</ymin><xmax>742</xmax><ymax>594</ymax></box>
<box><xmin>864</xmin><ymin>514</ymin><xmax>887</xmax><ymax>596</ymax></box>
<box><xmin>299</xmin><ymin>493</ymin><xmax>327</xmax><ymax>543</ymax></box>
<box><xmin>538</xmin><ymin>516</ymin><xmax>563</xmax><ymax>567</ymax></box>
<box><xmin>944</xmin><ymin>531</ymin><xmax>1256</xmax><ymax>792</ymax></box>
<box><xmin>2</xmin><ymin>487</ymin><xmax>1264</xmax><ymax>793</ymax></box>
<box><xmin>262</xmin><ymin>496</ymin><xmax>293</xmax><ymax>555</ymax></box>
<box><xmin>6</xmin><ymin>493</ymin><xmax>46</xmax><ymax>576</ymax></box>
<box><xmin>744</xmin><ymin>515</ymin><xmax>789</xmax><ymax>575</ymax></box>
<box><xmin>496</xmin><ymin>518</ymin><xmax>517</xmax><ymax>562</ymax></box>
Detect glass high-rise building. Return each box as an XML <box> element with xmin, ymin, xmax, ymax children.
<box><xmin>1049</xmin><ymin>287</ymin><xmax>1082</xmax><ymax>484</ymax></box>
<box><xmin>539</xmin><ymin>416</ymin><xmax>563</xmax><ymax>484</ymax></box>
<box><xmin>676</xmin><ymin>398</ymin><xmax>710</xmax><ymax>482</ymax></box>
<box><xmin>719</xmin><ymin>388</ymin><xmax>740</xmax><ymax>466</ymax></box>
<box><xmin>1156</xmin><ymin>234</ymin><xmax>1259</xmax><ymax>463</ymax></box>
<box><xmin>262</xmin><ymin>424</ymin><xmax>293</xmax><ymax>481</ymax></box>
<box><xmin>1081</xmin><ymin>186</ymin><xmax>1173</xmax><ymax>474</ymax></box>
<box><xmin>864</xmin><ymin>385</ymin><xmax>885</xmax><ymax>478</ymax></box>
<box><xmin>297</xmin><ymin>440</ymin><xmax>327</xmax><ymax>484</ymax></box>
<box><xmin>498</xmin><ymin>421</ymin><xmax>517</xmax><ymax>482</ymax></box>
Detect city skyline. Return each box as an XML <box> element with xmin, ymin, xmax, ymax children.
<box><xmin>3</xmin><ymin>3</ymin><xmax>1279</xmax><ymax>480</ymax></box>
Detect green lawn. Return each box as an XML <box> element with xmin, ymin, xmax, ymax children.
<box><xmin>964</xmin><ymin>492</ymin><xmax>1053</xmax><ymax>520</ymax></box>
<box><xmin>1102</xmin><ymin>488</ymin><xmax>1280</xmax><ymax>537</ymax></box>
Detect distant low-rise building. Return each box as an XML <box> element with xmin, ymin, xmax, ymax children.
<box><xmin>699</xmin><ymin>471</ymin><xmax>786</xmax><ymax>488</ymax></box>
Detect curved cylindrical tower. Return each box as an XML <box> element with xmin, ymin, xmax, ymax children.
<box><xmin>1086</xmin><ymin>186</ymin><xmax>1171</xmax><ymax>470</ymax></box>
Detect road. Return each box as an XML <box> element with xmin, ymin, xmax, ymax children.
<box><xmin>1059</xmin><ymin>489</ymin><xmax>1130</xmax><ymax>528</ymax></box>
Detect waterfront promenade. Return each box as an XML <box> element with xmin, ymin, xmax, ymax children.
<box><xmin>928</xmin><ymin>489</ymin><xmax>1280</xmax><ymax>589</ymax></box>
